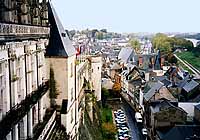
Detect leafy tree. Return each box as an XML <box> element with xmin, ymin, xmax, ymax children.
<box><xmin>112</xmin><ymin>83</ymin><xmax>121</xmax><ymax>94</ymax></box>
<box><xmin>129</xmin><ymin>39</ymin><xmax>140</xmax><ymax>53</ymax></box>
<box><xmin>102</xmin><ymin>87</ymin><xmax>109</xmax><ymax>97</ymax></box>
<box><xmin>168</xmin><ymin>54</ymin><xmax>178</xmax><ymax>64</ymax></box>
<box><xmin>152</xmin><ymin>33</ymin><xmax>194</xmax><ymax>54</ymax></box>
<box><xmin>192</xmin><ymin>45</ymin><xmax>200</xmax><ymax>57</ymax></box>
<box><xmin>96</xmin><ymin>32</ymin><xmax>104</xmax><ymax>40</ymax></box>
<box><xmin>102</xmin><ymin>122</ymin><xmax>116</xmax><ymax>139</ymax></box>
<box><xmin>101</xmin><ymin>87</ymin><xmax>110</xmax><ymax>107</ymax></box>
<box><xmin>152</xmin><ymin>33</ymin><xmax>172</xmax><ymax>54</ymax></box>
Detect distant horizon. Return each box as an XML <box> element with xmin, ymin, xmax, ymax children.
<box><xmin>52</xmin><ymin>0</ymin><xmax>200</xmax><ymax>33</ymax></box>
<box><xmin>65</xmin><ymin>28</ymin><xmax>200</xmax><ymax>35</ymax></box>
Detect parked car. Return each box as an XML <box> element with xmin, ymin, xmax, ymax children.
<box><xmin>116</xmin><ymin>119</ymin><xmax>126</xmax><ymax>124</ymax></box>
<box><xmin>135</xmin><ymin>112</ymin><xmax>142</xmax><ymax>123</ymax></box>
<box><xmin>118</xmin><ymin>134</ymin><xmax>131</xmax><ymax>140</ymax></box>
<box><xmin>120</xmin><ymin>126</ymin><xmax>129</xmax><ymax>131</ymax></box>
<box><xmin>117</xmin><ymin>109</ymin><xmax>124</xmax><ymax>113</ymax></box>
<box><xmin>123</xmin><ymin>134</ymin><xmax>131</xmax><ymax>139</ymax></box>
<box><xmin>117</xmin><ymin>115</ymin><xmax>126</xmax><ymax>119</ymax></box>
<box><xmin>118</xmin><ymin>136</ymin><xmax>126</xmax><ymax>140</ymax></box>
<box><xmin>117</xmin><ymin>124</ymin><xmax>127</xmax><ymax>128</ymax></box>
<box><xmin>118</xmin><ymin>128</ymin><xmax>129</xmax><ymax>133</ymax></box>
<box><xmin>115</xmin><ymin>118</ymin><xmax>126</xmax><ymax>122</ymax></box>
<box><xmin>116</xmin><ymin>122</ymin><xmax>127</xmax><ymax>127</ymax></box>
<box><xmin>142</xmin><ymin>128</ymin><xmax>148</xmax><ymax>135</ymax></box>
<box><xmin>118</xmin><ymin>130</ymin><xmax>129</xmax><ymax>137</ymax></box>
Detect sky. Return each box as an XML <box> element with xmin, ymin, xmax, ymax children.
<box><xmin>52</xmin><ymin>0</ymin><xmax>200</xmax><ymax>33</ymax></box>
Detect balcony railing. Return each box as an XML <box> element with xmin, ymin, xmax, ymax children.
<box><xmin>0</xmin><ymin>80</ymin><xmax>49</xmax><ymax>139</ymax></box>
<box><xmin>0</xmin><ymin>23</ymin><xmax>49</xmax><ymax>36</ymax></box>
<box><xmin>33</xmin><ymin>109</ymin><xmax>56</xmax><ymax>140</ymax></box>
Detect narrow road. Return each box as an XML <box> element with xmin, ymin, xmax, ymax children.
<box><xmin>122</xmin><ymin>99</ymin><xmax>145</xmax><ymax>140</ymax></box>
<box><xmin>183</xmin><ymin>60</ymin><xmax>200</xmax><ymax>75</ymax></box>
<box><xmin>174</xmin><ymin>54</ymin><xmax>200</xmax><ymax>78</ymax></box>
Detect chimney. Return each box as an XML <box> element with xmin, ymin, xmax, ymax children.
<box><xmin>139</xmin><ymin>56</ymin><xmax>143</xmax><ymax>67</ymax></box>
<box><xmin>151</xmin><ymin>57</ymin><xmax>155</xmax><ymax>69</ymax></box>
<box><xmin>145</xmin><ymin>72</ymin><xmax>150</xmax><ymax>82</ymax></box>
<box><xmin>161</xmin><ymin>57</ymin><xmax>165</xmax><ymax>68</ymax></box>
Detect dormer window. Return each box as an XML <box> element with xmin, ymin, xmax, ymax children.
<box><xmin>61</xmin><ymin>33</ymin><xmax>66</xmax><ymax>37</ymax></box>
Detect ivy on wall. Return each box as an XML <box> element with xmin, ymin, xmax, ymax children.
<box><xmin>49</xmin><ymin>66</ymin><xmax>59</xmax><ymax>107</ymax></box>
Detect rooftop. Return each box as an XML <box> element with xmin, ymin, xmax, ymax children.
<box><xmin>157</xmin><ymin>125</ymin><xmax>200</xmax><ymax>140</ymax></box>
<box><xmin>183</xmin><ymin>80</ymin><xmax>199</xmax><ymax>93</ymax></box>
<box><xmin>46</xmin><ymin>1</ymin><xmax>76</xmax><ymax>57</ymax></box>
<box><xmin>144</xmin><ymin>81</ymin><xmax>164</xmax><ymax>101</ymax></box>
<box><xmin>118</xmin><ymin>47</ymin><xmax>134</xmax><ymax>63</ymax></box>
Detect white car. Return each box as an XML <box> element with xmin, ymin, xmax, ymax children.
<box><xmin>117</xmin><ymin>124</ymin><xmax>127</xmax><ymax>128</ymax></box>
<box><xmin>123</xmin><ymin>134</ymin><xmax>131</xmax><ymax>139</ymax></box>
<box><xmin>117</xmin><ymin>109</ymin><xmax>124</xmax><ymax>113</ymax></box>
<box><xmin>118</xmin><ymin>136</ymin><xmax>125</xmax><ymax>140</ymax></box>
<box><xmin>116</xmin><ymin>121</ymin><xmax>127</xmax><ymax>127</ymax></box>
<box><xmin>135</xmin><ymin>112</ymin><xmax>143</xmax><ymax>123</ymax></box>
<box><xmin>116</xmin><ymin>119</ymin><xmax>126</xmax><ymax>124</ymax></box>
<box><xmin>142</xmin><ymin>128</ymin><xmax>148</xmax><ymax>135</ymax></box>
<box><xmin>114</xmin><ymin>111</ymin><xmax>118</xmax><ymax>114</ymax></box>
<box><xmin>115</xmin><ymin>118</ymin><xmax>126</xmax><ymax>122</ymax></box>
<box><xmin>118</xmin><ymin>134</ymin><xmax>131</xmax><ymax>140</ymax></box>
<box><xmin>118</xmin><ymin>127</ymin><xmax>129</xmax><ymax>132</ymax></box>
<box><xmin>120</xmin><ymin>126</ymin><xmax>129</xmax><ymax>130</ymax></box>
<box><xmin>117</xmin><ymin>114</ymin><xmax>126</xmax><ymax>119</ymax></box>
<box><xmin>118</xmin><ymin>130</ymin><xmax>129</xmax><ymax>136</ymax></box>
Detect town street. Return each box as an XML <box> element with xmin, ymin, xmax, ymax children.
<box><xmin>122</xmin><ymin>99</ymin><xmax>145</xmax><ymax>140</ymax></box>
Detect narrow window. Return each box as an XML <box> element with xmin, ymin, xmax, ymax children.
<box><xmin>71</xmin><ymin>63</ymin><xmax>73</xmax><ymax>77</ymax></box>
<box><xmin>71</xmin><ymin>88</ymin><xmax>73</xmax><ymax>101</ymax></box>
<box><xmin>62</xmin><ymin>33</ymin><xmax>66</xmax><ymax>37</ymax></box>
<box><xmin>71</xmin><ymin>109</ymin><xmax>74</xmax><ymax>123</ymax></box>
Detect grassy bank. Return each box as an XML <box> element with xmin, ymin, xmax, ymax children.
<box><xmin>176</xmin><ymin>51</ymin><xmax>200</xmax><ymax>70</ymax></box>
<box><xmin>100</xmin><ymin>107</ymin><xmax>116</xmax><ymax>140</ymax></box>
<box><xmin>101</xmin><ymin>108</ymin><xmax>113</xmax><ymax>123</ymax></box>
<box><xmin>177</xmin><ymin>61</ymin><xmax>193</xmax><ymax>74</ymax></box>
<box><xmin>79</xmin><ymin>102</ymin><xmax>116</xmax><ymax>140</ymax></box>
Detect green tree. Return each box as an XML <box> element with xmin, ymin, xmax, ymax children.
<box><xmin>102</xmin><ymin>87</ymin><xmax>109</xmax><ymax>97</ymax></box>
<box><xmin>129</xmin><ymin>39</ymin><xmax>140</xmax><ymax>53</ymax></box>
<box><xmin>96</xmin><ymin>32</ymin><xmax>104</xmax><ymax>40</ymax></box>
<box><xmin>112</xmin><ymin>83</ymin><xmax>121</xmax><ymax>95</ymax></box>
<box><xmin>152</xmin><ymin>33</ymin><xmax>172</xmax><ymax>54</ymax></box>
<box><xmin>192</xmin><ymin>45</ymin><xmax>200</xmax><ymax>57</ymax></box>
<box><xmin>168</xmin><ymin>54</ymin><xmax>178</xmax><ymax>64</ymax></box>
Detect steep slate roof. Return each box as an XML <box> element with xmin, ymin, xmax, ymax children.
<box><xmin>46</xmin><ymin>1</ymin><xmax>76</xmax><ymax>57</ymax></box>
<box><xmin>178</xmin><ymin>103</ymin><xmax>199</xmax><ymax>119</ymax></box>
<box><xmin>110</xmin><ymin>63</ymin><xmax>121</xmax><ymax>70</ymax></box>
<box><xmin>161</xmin><ymin>79</ymin><xmax>172</xmax><ymax>87</ymax></box>
<box><xmin>177</xmin><ymin>78</ymin><xmax>189</xmax><ymax>88</ymax></box>
<box><xmin>156</xmin><ymin>125</ymin><xmax>200</xmax><ymax>140</ymax></box>
<box><xmin>118</xmin><ymin>47</ymin><xmax>134</xmax><ymax>63</ymax></box>
<box><xmin>144</xmin><ymin>81</ymin><xmax>164</xmax><ymax>101</ymax></box>
<box><xmin>154</xmin><ymin>50</ymin><xmax>161</xmax><ymax>70</ymax></box>
<box><xmin>155</xmin><ymin>76</ymin><xmax>172</xmax><ymax>87</ymax></box>
<box><xmin>151</xmin><ymin>99</ymin><xmax>186</xmax><ymax>114</ymax></box>
<box><xmin>195</xmin><ymin>104</ymin><xmax>200</xmax><ymax>111</ymax></box>
<box><xmin>183</xmin><ymin>80</ymin><xmax>199</xmax><ymax>93</ymax></box>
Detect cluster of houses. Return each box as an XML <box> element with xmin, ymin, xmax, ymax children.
<box><xmin>104</xmin><ymin>46</ymin><xmax>200</xmax><ymax>140</ymax></box>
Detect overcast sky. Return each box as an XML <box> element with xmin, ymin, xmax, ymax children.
<box><xmin>52</xmin><ymin>0</ymin><xmax>200</xmax><ymax>33</ymax></box>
